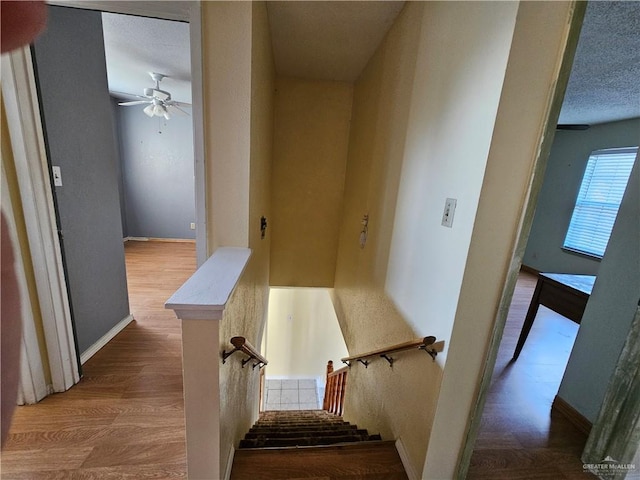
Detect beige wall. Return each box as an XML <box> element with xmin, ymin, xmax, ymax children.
<box><xmin>270</xmin><ymin>77</ymin><xmax>352</xmax><ymax>287</ymax></box>
<box><xmin>207</xmin><ymin>2</ymin><xmax>275</xmax><ymax>476</ymax></box>
<box><xmin>385</xmin><ymin>1</ymin><xmax>519</xmax><ymax>362</ymax></box>
<box><xmin>424</xmin><ymin>2</ymin><xmax>577</xmax><ymax>477</ymax></box>
<box><xmin>264</xmin><ymin>288</ymin><xmax>349</xmax><ymax>380</ymax></box>
<box><xmin>202</xmin><ymin>1</ymin><xmax>252</xmax><ymax>252</ymax></box>
<box><xmin>331</xmin><ymin>1</ymin><xmax>531</xmax><ymax>476</ymax></box>
<box><xmin>331</xmin><ymin>4</ymin><xmax>436</xmax><ymax>476</ymax></box>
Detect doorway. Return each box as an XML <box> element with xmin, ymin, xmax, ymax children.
<box><xmin>464</xmin><ymin>1</ymin><xmax>640</xmax><ymax>477</ymax></box>
<box><xmin>3</xmin><ymin>0</ymin><xmax>205</xmax><ymax>400</ymax></box>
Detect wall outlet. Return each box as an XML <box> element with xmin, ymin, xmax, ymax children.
<box><xmin>190</xmin><ymin>222</ymin><xmax>196</xmax><ymax>230</ymax></box>
<box><xmin>441</xmin><ymin>198</ymin><xmax>457</xmax><ymax>228</ymax></box>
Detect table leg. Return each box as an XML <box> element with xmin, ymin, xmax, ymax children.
<box><xmin>513</xmin><ymin>277</ymin><xmax>543</xmax><ymax>360</ymax></box>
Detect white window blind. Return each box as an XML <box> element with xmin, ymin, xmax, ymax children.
<box><xmin>563</xmin><ymin>146</ymin><xmax>637</xmax><ymax>258</ymax></box>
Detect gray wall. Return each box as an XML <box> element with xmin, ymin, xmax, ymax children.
<box><xmin>523</xmin><ymin>118</ymin><xmax>640</xmax><ymax>274</ymax></box>
<box><xmin>558</xmin><ymin>156</ymin><xmax>639</xmax><ymax>422</ymax></box>
<box><xmin>116</xmin><ymin>104</ymin><xmax>195</xmax><ymax>239</ymax></box>
<box><xmin>33</xmin><ymin>6</ymin><xmax>130</xmax><ymax>354</ymax></box>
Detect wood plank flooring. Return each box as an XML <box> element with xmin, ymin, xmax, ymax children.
<box><xmin>1</xmin><ymin>241</ymin><xmax>195</xmax><ymax>479</ymax></box>
<box><xmin>467</xmin><ymin>271</ymin><xmax>595</xmax><ymax>479</ymax></box>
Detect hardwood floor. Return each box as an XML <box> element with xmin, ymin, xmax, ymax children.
<box><xmin>467</xmin><ymin>271</ymin><xmax>595</xmax><ymax>479</ymax></box>
<box><xmin>1</xmin><ymin>241</ymin><xmax>195</xmax><ymax>479</ymax></box>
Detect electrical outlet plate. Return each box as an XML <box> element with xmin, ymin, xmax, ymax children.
<box><xmin>441</xmin><ymin>198</ymin><xmax>457</xmax><ymax>228</ymax></box>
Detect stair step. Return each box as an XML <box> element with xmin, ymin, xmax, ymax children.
<box><xmin>245</xmin><ymin>428</ymin><xmax>366</xmax><ymax>439</ymax></box>
<box><xmin>250</xmin><ymin>424</ymin><xmax>356</xmax><ymax>433</ymax></box>
<box><xmin>239</xmin><ymin>410</ymin><xmax>382</xmax><ymax>450</ymax></box>
<box><xmin>239</xmin><ymin>433</ymin><xmax>376</xmax><ymax>449</ymax></box>
<box><xmin>231</xmin><ymin>441</ymin><xmax>408</xmax><ymax>479</ymax></box>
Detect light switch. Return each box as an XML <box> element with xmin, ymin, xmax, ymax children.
<box><xmin>52</xmin><ymin>166</ymin><xmax>63</xmax><ymax>186</ymax></box>
<box><xmin>441</xmin><ymin>198</ymin><xmax>457</xmax><ymax>228</ymax></box>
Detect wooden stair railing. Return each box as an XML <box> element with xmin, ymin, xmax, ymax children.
<box><xmin>222</xmin><ymin>336</ymin><xmax>268</xmax><ymax>369</ymax></box>
<box><xmin>322</xmin><ymin>337</ymin><xmax>444</xmax><ymax>417</ymax></box>
<box><xmin>341</xmin><ymin>336</ymin><xmax>445</xmax><ymax>367</ymax></box>
<box><xmin>323</xmin><ymin>360</ymin><xmax>348</xmax><ymax>416</ymax></box>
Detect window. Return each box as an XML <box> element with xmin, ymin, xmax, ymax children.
<box><xmin>563</xmin><ymin>146</ymin><xmax>637</xmax><ymax>258</ymax></box>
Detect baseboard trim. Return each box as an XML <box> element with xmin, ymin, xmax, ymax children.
<box><xmin>395</xmin><ymin>438</ymin><xmax>418</xmax><ymax>480</ymax></box>
<box><xmin>520</xmin><ymin>264</ymin><xmax>540</xmax><ymax>275</ymax></box>
<box><xmin>552</xmin><ymin>395</ymin><xmax>592</xmax><ymax>435</ymax></box>
<box><xmin>124</xmin><ymin>236</ymin><xmax>196</xmax><ymax>243</ymax></box>
<box><xmin>224</xmin><ymin>445</ymin><xmax>235</xmax><ymax>480</ymax></box>
<box><xmin>80</xmin><ymin>314</ymin><xmax>134</xmax><ymax>365</ymax></box>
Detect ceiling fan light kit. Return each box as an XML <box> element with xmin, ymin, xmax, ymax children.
<box><xmin>118</xmin><ymin>72</ymin><xmax>190</xmax><ymax>120</ymax></box>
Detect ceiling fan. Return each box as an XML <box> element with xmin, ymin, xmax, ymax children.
<box><xmin>118</xmin><ymin>72</ymin><xmax>190</xmax><ymax>120</ymax></box>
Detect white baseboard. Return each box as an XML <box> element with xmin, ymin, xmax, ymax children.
<box><xmin>396</xmin><ymin>437</ymin><xmax>419</xmax><ymax>480</ymax></box>
<box><xmin>124</xmin><ymin>236</ymin><xmax>195</xmax><ymax>243</ymax></box>
<box><xmin>224</xmin><ymin>445</ymin><xmax>235</xmax><ymax>480</ymax></box>
<box><xmin>80</xmin><ymin>314</ymin><xmax>134</xmax><ymax>364</ymax></box>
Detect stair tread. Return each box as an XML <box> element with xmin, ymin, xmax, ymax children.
<box><xmin>231</xmin><ymin>441</ymin><xmax>408</xmax><ymax>479</ymax></box>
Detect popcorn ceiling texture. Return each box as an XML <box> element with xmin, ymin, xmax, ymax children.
<box><xmin>559</xmin><ymin>1</ymin><xmax>640</xmax><ymax>125</ymax></box>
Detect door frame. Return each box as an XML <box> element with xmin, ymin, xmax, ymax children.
<box><xmin>2</xmin><ymin>0</ymin><xmax>206</xmax><ymax>399</ymax></box>
<box><xmin>454</xmin><ymin>1</ymin><xmax>604</xmax><ymax>477</ymax></box>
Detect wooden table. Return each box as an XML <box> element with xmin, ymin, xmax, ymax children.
<box><xmin>513</xmin><ymin>273</ymin><xmax>596</xmax><ymax>360</ymax></box>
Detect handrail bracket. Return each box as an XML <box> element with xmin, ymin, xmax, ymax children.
<box><xmin>381</xmin><ymin>354</ymin><xmax>394</xmax><ymax>367</ymax></box>
<box><xmin>357</xmin><ymin>359</ymin><xmax>369</xmax><ymax>368</ymax></box>
<box><xmin>419</xmin><ymin>344</ymin><xmax>438</xmax><ymax>361</ymax></box>
<box><xmin>221</xmin><ymin>348</ymin><xmax>239</xmax><ymax>364</ymax></box>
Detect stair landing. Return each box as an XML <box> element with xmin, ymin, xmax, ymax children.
<box><xmin>231</xmin><ymin>441</ymin><xmax>409</xmax><ymax>480</ymax></box>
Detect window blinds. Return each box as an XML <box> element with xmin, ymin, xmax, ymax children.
<box><xmin>563</xmin><ymin>147</ymin><xmax>637</xmax><ymax>258</ymax></box>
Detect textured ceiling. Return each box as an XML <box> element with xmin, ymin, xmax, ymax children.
<box><xmin>558</xmin><ymin>1</ymin><xmax>640</xmax><ymax>125</ymax></box>
<box><xmin>102</xmin><ymin>12</ymin><xmax>192</xmax><ymax>104</ymax></box>
<box><xmin>99</xmin><ymin>1</ymin><xmax>639</xmax><ymax>126</ymax></box>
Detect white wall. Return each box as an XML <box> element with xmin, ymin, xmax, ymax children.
<box><xmin>264</xmin><ymin>288</ymin><xmax>348</xmax><ymax>381</ymax></box>
<box><xmin>386</xmin><ymin>1</ymin><xmax>519</xmax><ymax>364</ymax></box>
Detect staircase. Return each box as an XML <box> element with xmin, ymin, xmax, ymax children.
<box><xmin>231</xmin><ymin>410</ymin><xmax>408</xmax><ymax>479</ymax></box>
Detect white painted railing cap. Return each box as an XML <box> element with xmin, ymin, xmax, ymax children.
<box><xmin>165</xmin><ymin>247</ymin><xmax>251</xmax><ymax>320</ymax></box>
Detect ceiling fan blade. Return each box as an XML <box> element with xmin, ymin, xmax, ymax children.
<box><xmin>111</xmin><ymin>91</ymin><xmax>148</xmax><ymax>100</ymax></box>
<box><xmin>167</xmin><ymin>104</ymin><xmax>190</xmax><ymax>116</ymax></box>
<box><xmin>119</xmin><ymin>100</ymin><xmax>151</xmax><ymax>106</ymax></box>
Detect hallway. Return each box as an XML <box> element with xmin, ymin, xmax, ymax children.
<box><xmin>1</xmin><ymin>241</ymin><xmax>195</xmax><ymax>478</ymax></box>
<box><xmin>468</xmin><ymin>271</ymin><xmax>595</xmax><ymax>479</ymax></box>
